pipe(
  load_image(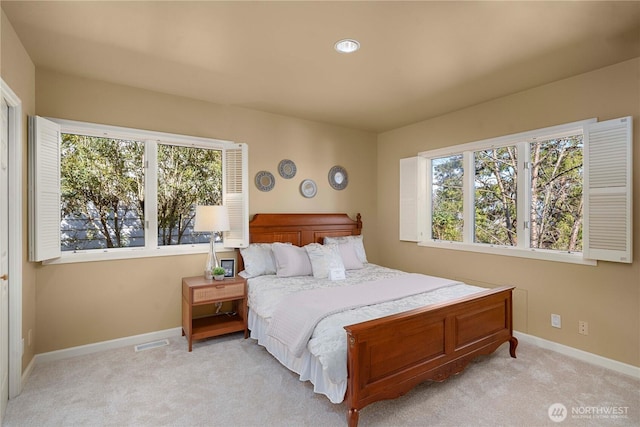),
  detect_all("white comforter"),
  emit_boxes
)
[266,273,463,357]
[248,264,485,388]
